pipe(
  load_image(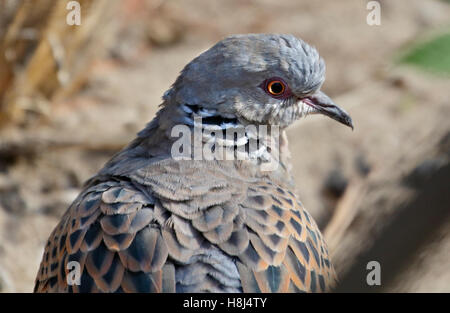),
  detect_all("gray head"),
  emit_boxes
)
[164,34,353,129]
